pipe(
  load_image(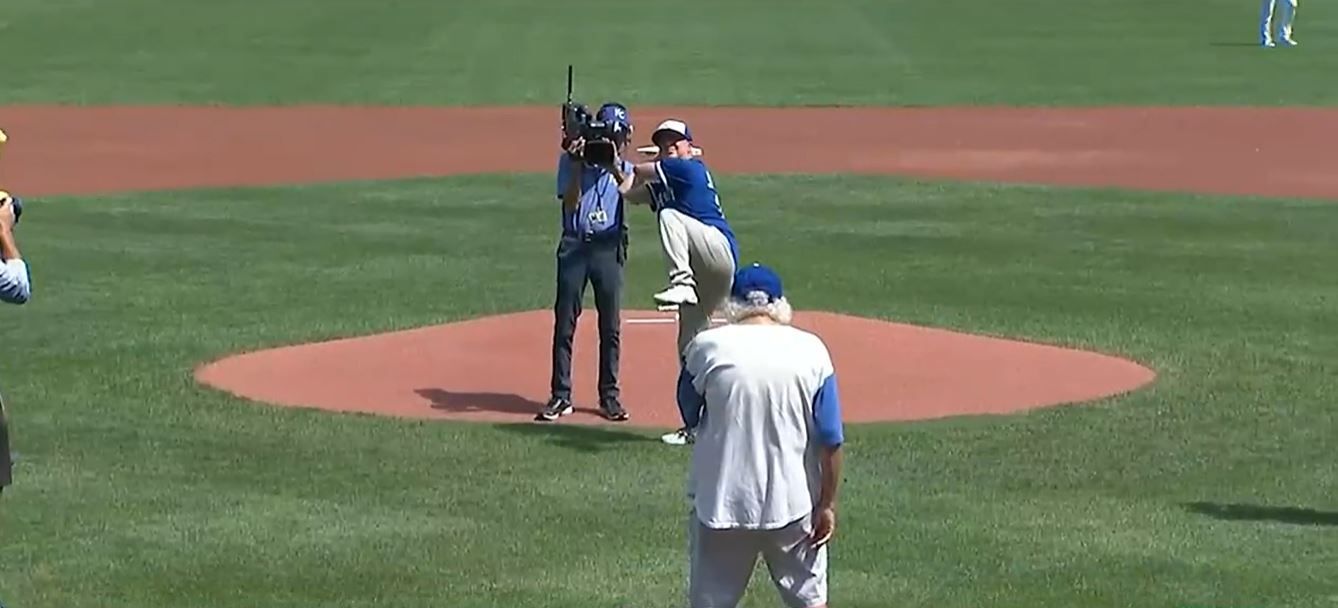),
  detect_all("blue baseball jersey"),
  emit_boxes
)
[651,157,739,261]
[556,153,632,237]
